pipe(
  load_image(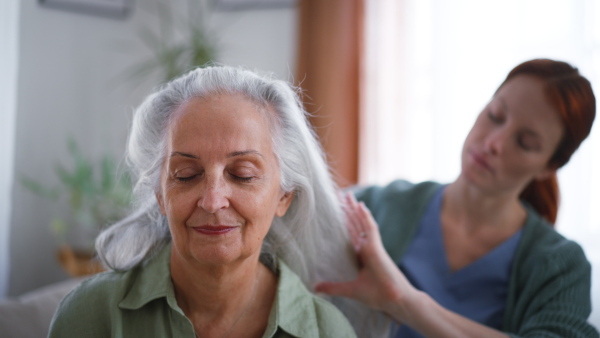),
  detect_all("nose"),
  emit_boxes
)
[483,128,507,155]
[198,174,230,213]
